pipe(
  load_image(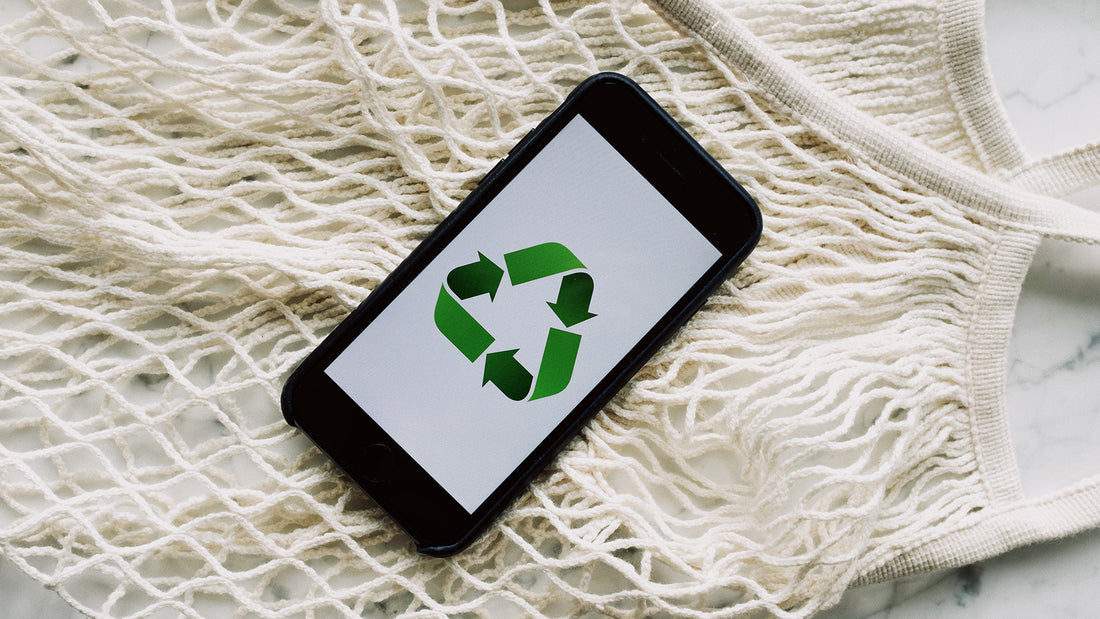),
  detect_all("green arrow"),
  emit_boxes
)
[504,242,586,285]
[548,272,597,327]
[434,285,494,362]
[483,349,533,401]
[530,328,581,401]
[447,252,504,300]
